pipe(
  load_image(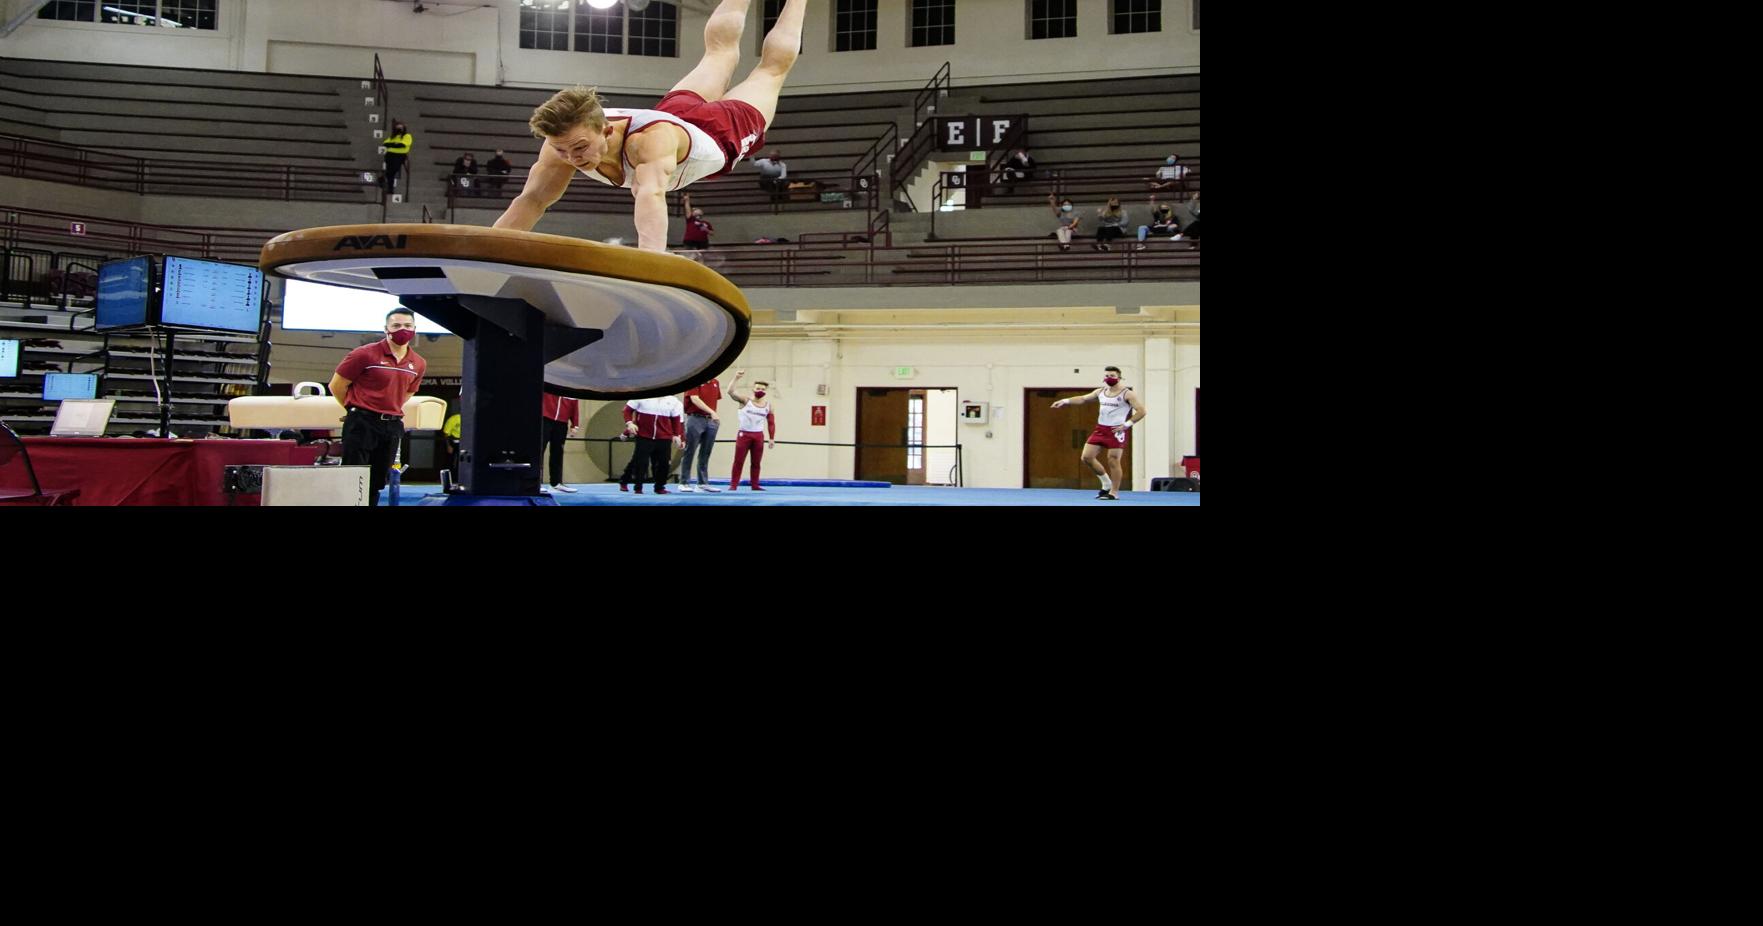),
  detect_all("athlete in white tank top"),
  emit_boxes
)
[1049,368,1148,500]
[738,399,772,433]
[577,108,731,192]
[497,1,811,252]
[1097,386,1132,426]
